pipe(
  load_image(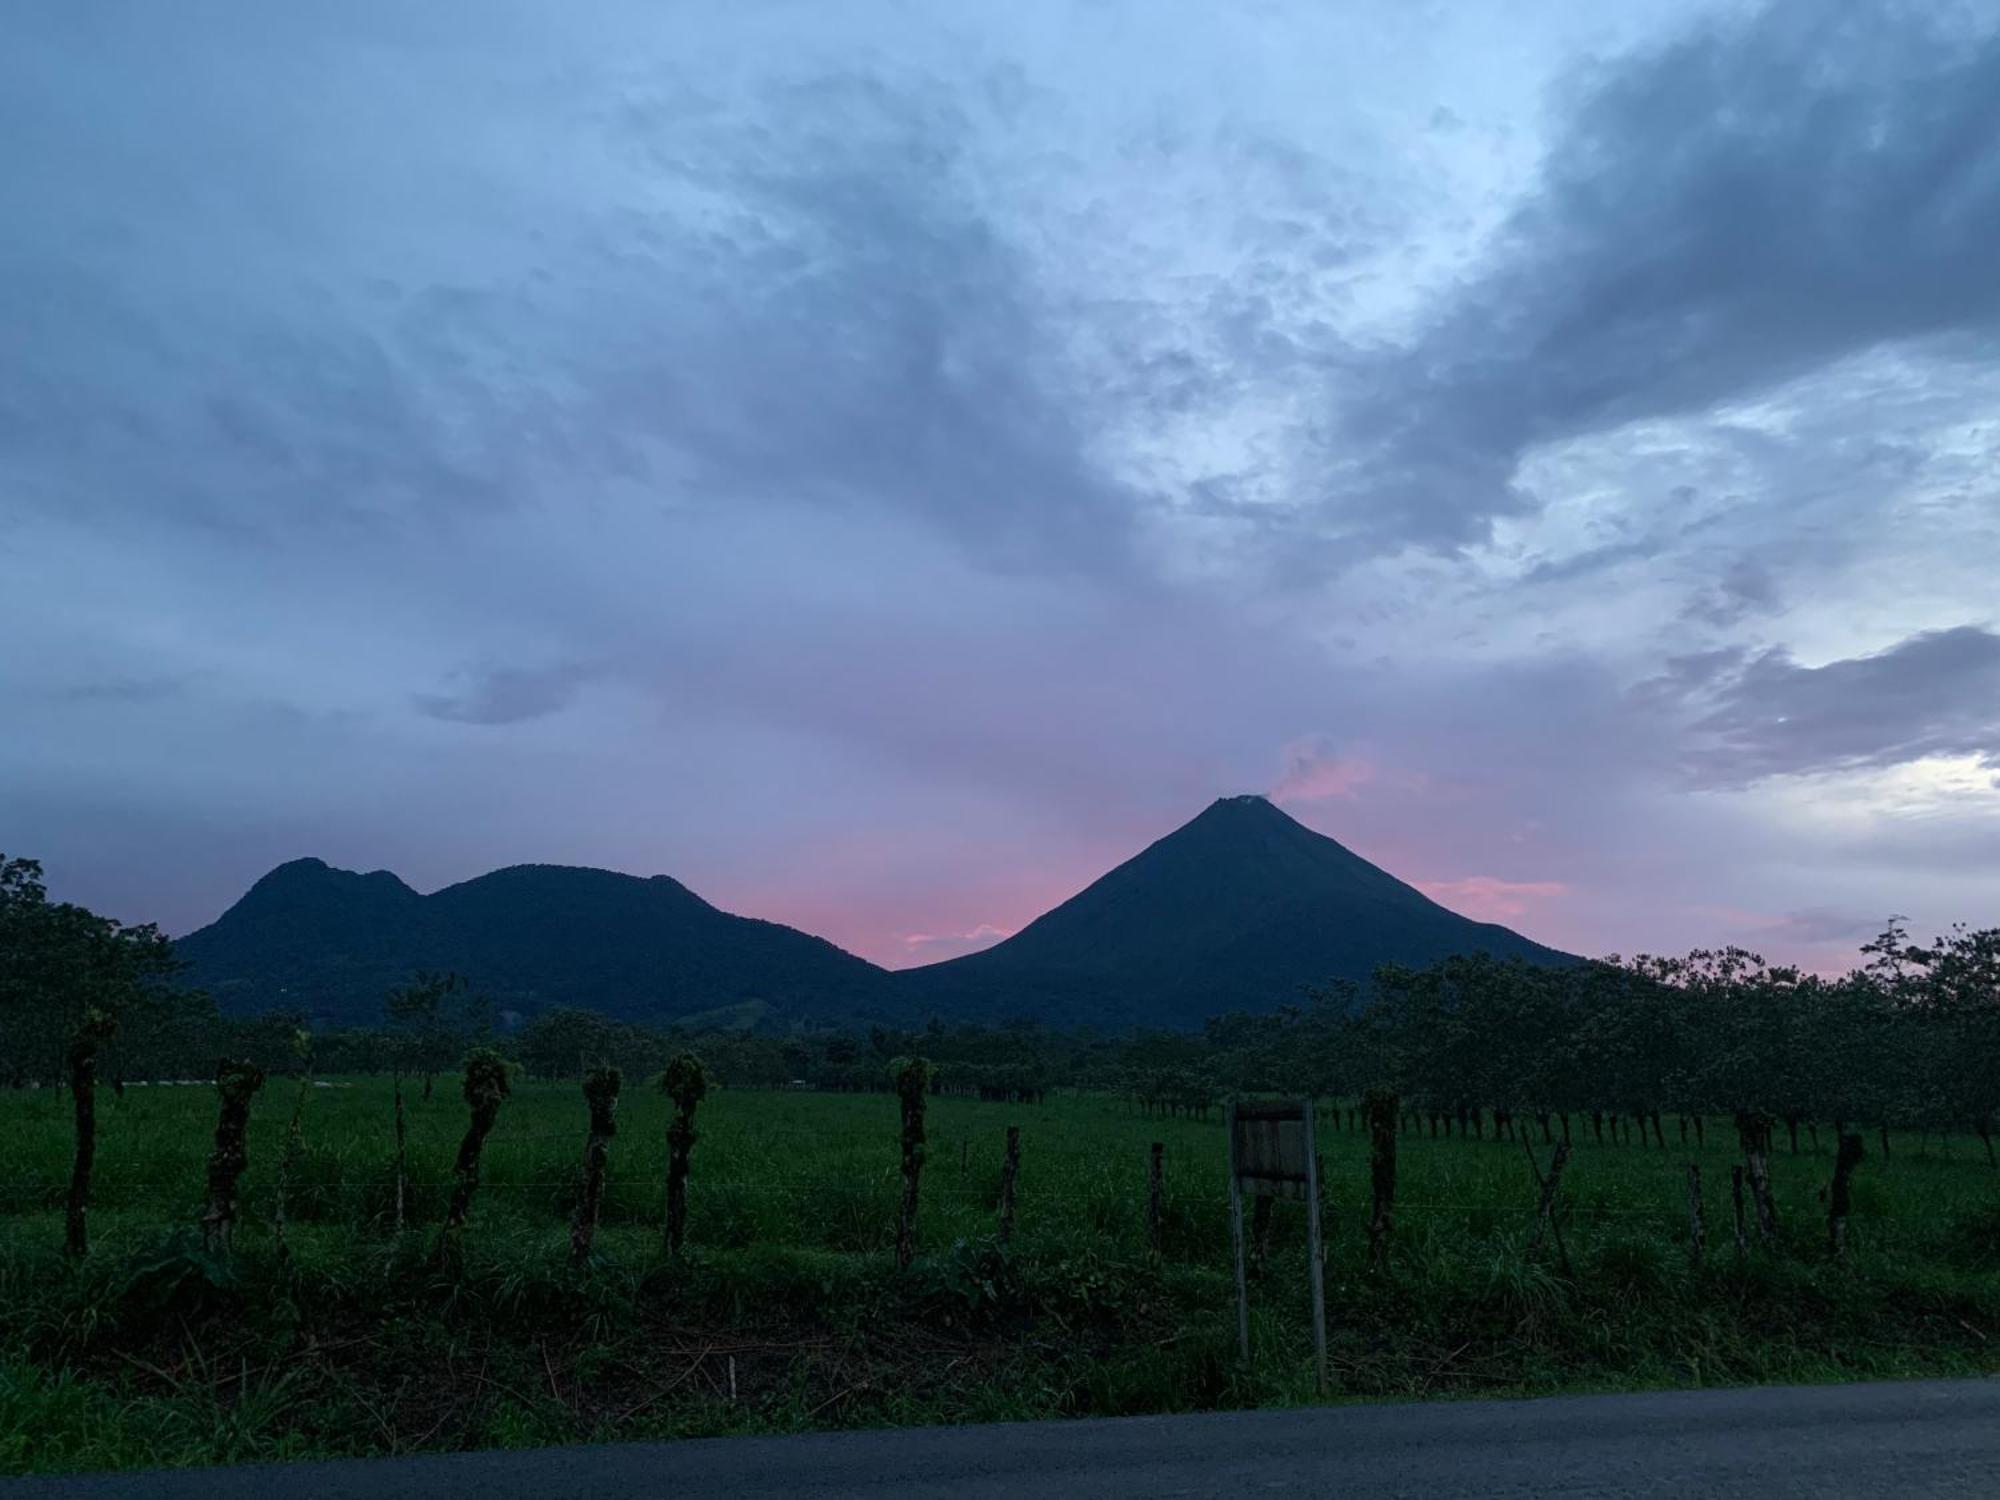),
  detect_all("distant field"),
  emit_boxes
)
[3,1079,1997,1475]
